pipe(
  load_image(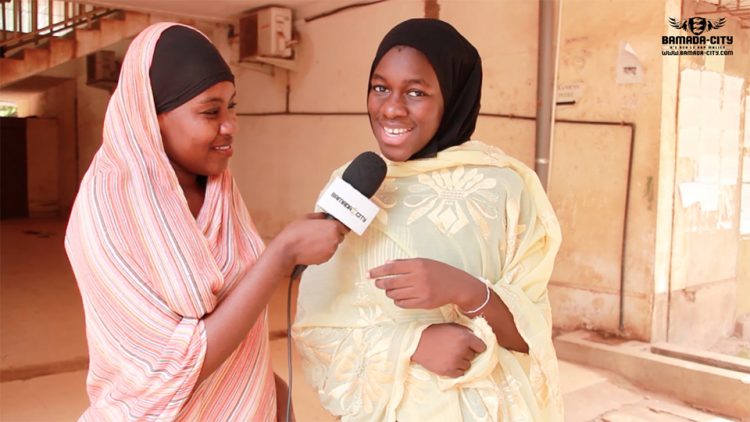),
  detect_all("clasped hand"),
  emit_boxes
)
[368,258,488,377]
